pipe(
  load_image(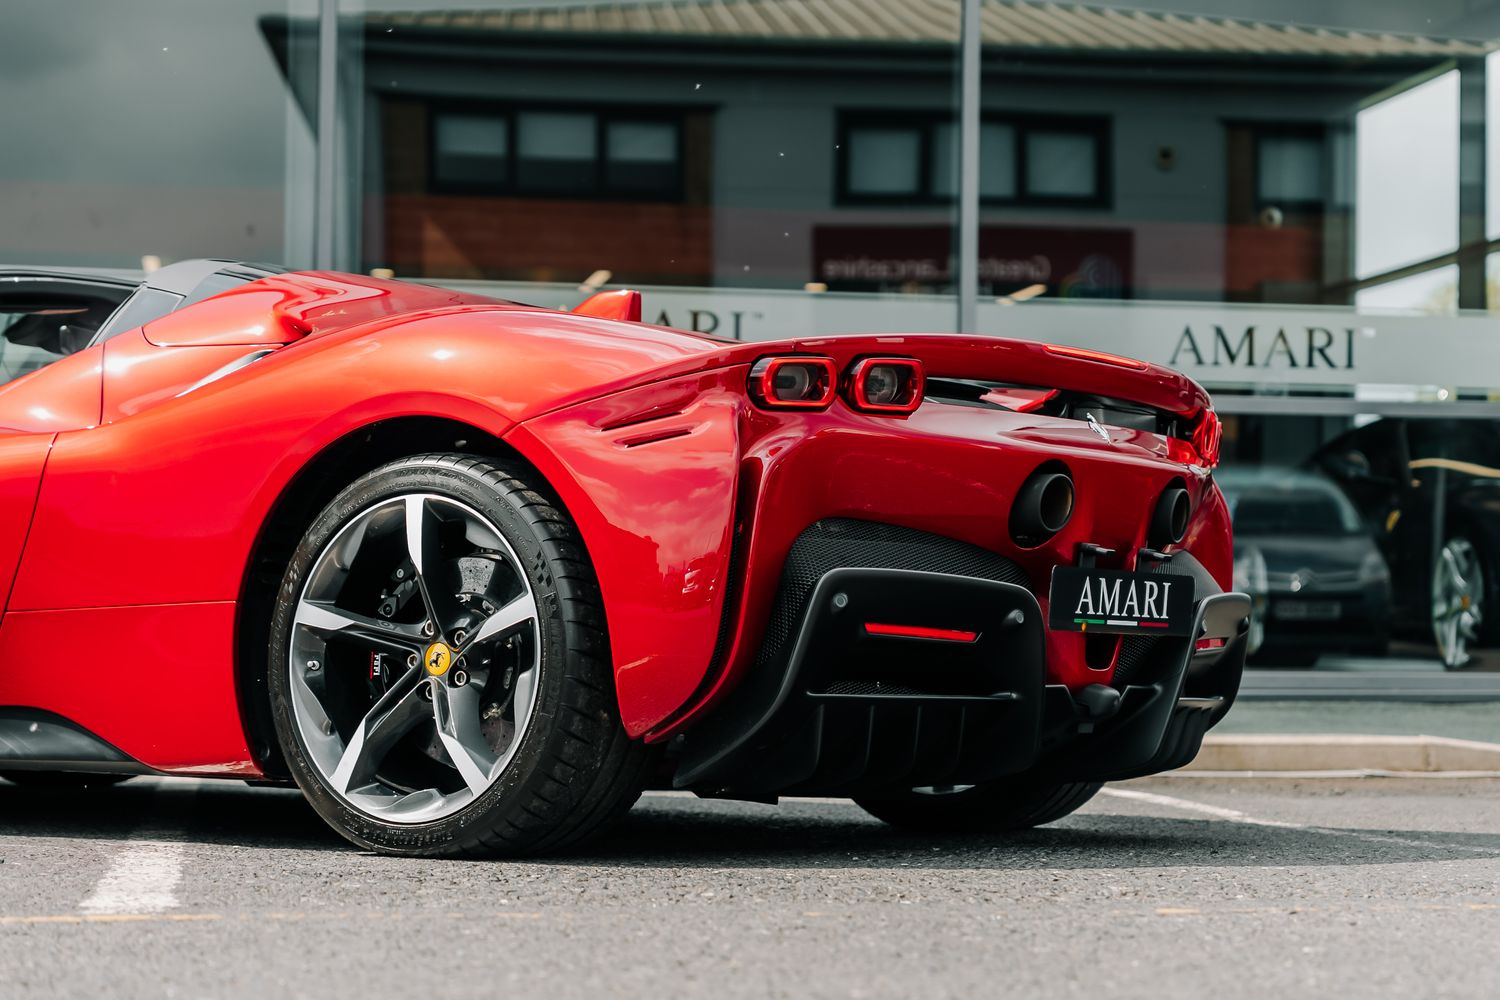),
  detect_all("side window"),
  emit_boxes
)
[0,280,134,387]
